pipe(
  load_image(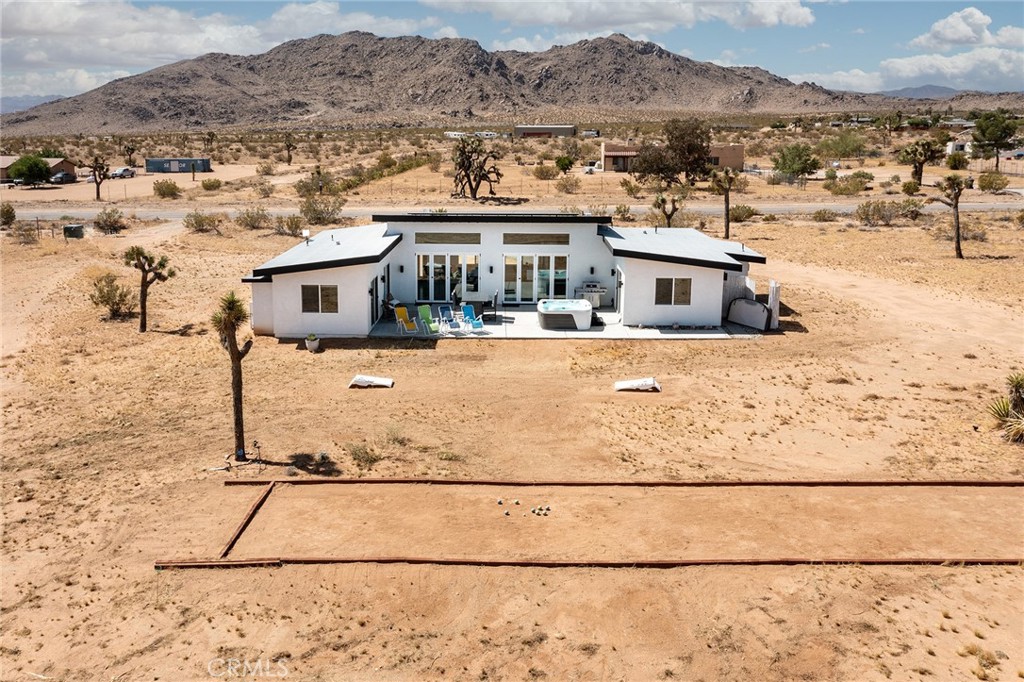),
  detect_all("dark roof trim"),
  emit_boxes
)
[372,213,612,224]
[605,244,744,272]
[252,235,401,277]
[242,274,272,283]
[725,251,767,264]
